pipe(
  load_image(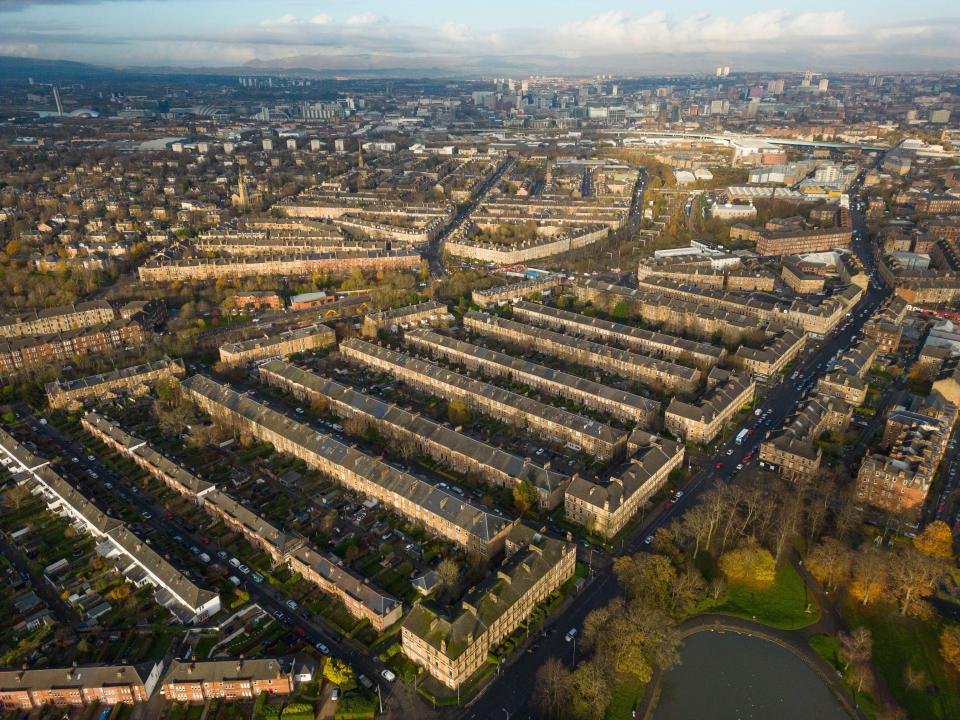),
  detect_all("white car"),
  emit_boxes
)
[229,557,241,568]
[380,669,396,683]
[286,599,299,611]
